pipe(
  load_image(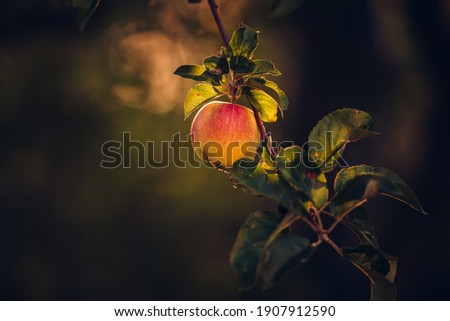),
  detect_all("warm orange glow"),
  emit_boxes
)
[107,1,256,114]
